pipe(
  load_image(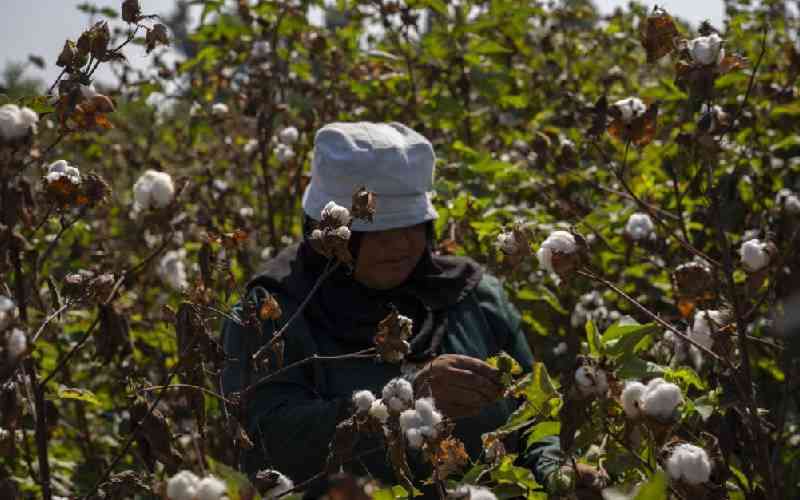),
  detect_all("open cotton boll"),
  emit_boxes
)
[640,378,682,420]
[496,231,519,255]
[666,444,712,485]
[382,378,413,404]
[688,33,724,66]
[399,409,423,432]
[352,390,376,412]
[536,230,577,274]
[133,169,175,211]
[574,365,608,397]
[690,310,728,350]
[451,485,498,500]
[625,212,655,241]
[275,143,295,163]
[621,381,646,418]
[196,476,228,500]
[158,249,189,291]
[613,97,646,123]
[739,238,770,272]
[406,428,424,449]
[45,159,81,185]
[369,399,389,423]
[321,201,351,227]
[7,329,28,359]
[166,470,200,500]
[776,189,800,214]
[258,470,295,500]
[0,104,39,140]
[0,295,17,331]
[278,126,299,145]
[415,398,440,425]
[211,103,229,115]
